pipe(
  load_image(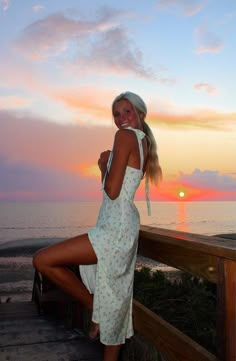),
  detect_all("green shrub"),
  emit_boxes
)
[133,267,217,354]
